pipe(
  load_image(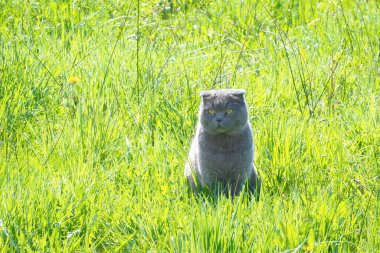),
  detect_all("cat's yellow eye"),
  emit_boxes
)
[226,109,233,115]
[208,109,216,115]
